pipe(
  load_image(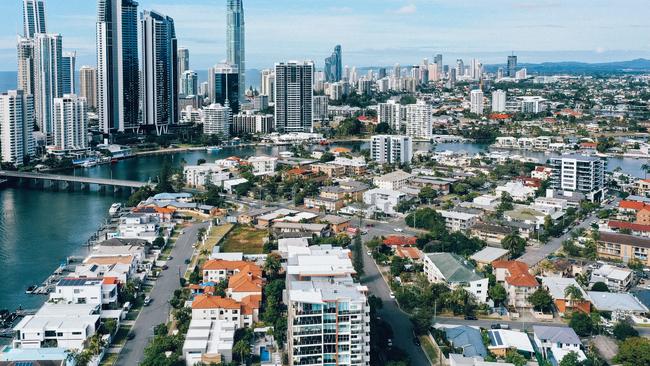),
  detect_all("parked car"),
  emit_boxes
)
[464,314,477,320]
[413,337,421,346]
[393,228,404,233]
[127,332,135,340]
[161,265,169,270]
[144,296,152,306]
